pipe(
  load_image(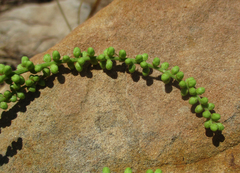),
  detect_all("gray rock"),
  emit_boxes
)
[0,0,91,66]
